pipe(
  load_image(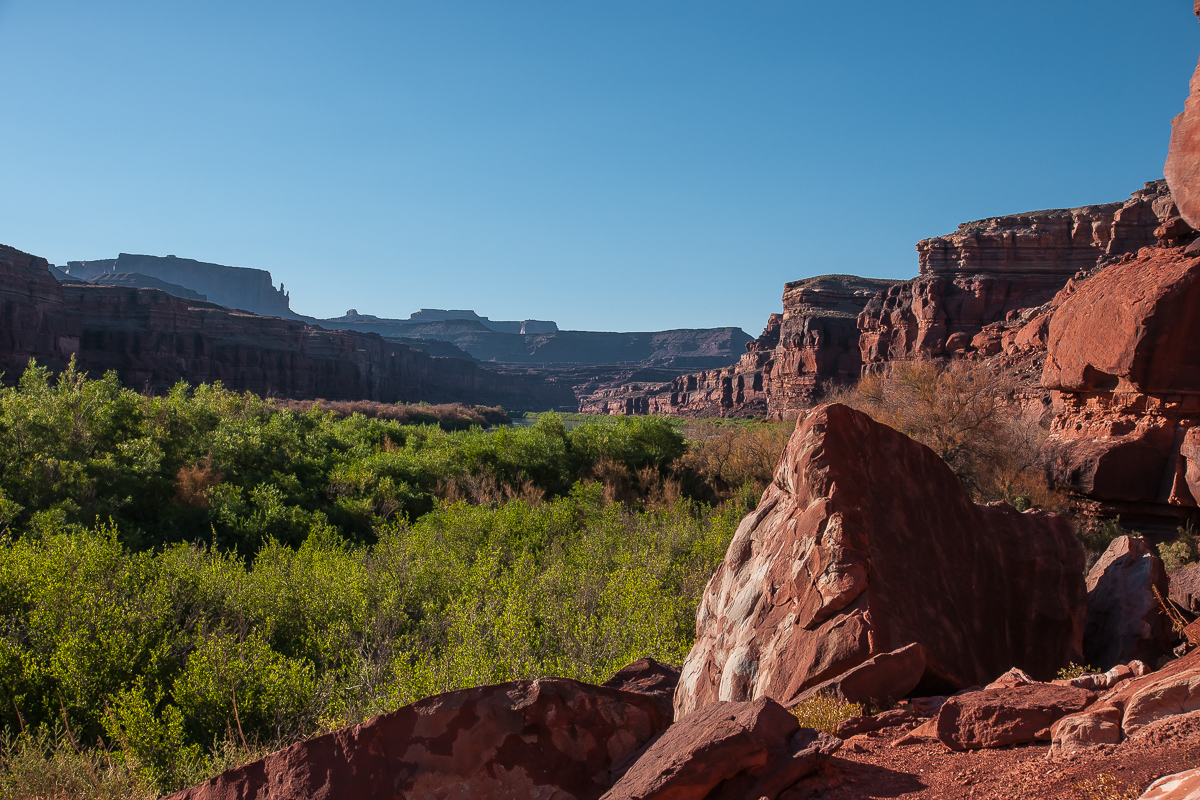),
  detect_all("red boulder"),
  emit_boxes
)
[1084,536,1173,670]
[600,698,839,800]
[934,684,1095,751]
[166,676,672,800]
[675,404,1086,717]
